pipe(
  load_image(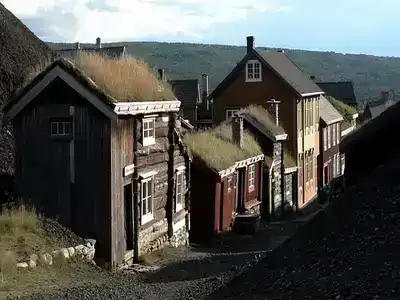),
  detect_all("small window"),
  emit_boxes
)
[327,126,331,149]
[140,176,154,224]
[50,120,72,137]
[175,169,184,212]
[337,123,340,144]
[323,128,327,151]
[225,109,239,120]
[142,117,155,146]
[248,164,255,191]
[245,60,262,82]
[332,125,336,146]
